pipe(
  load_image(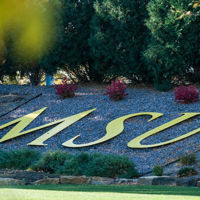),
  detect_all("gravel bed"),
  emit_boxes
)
[0,84,200,174]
